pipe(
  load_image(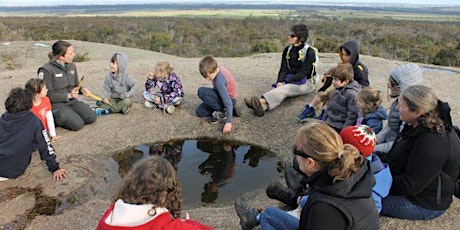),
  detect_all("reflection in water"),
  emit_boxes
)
[107,139,281,208]
[197,142,236,203]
